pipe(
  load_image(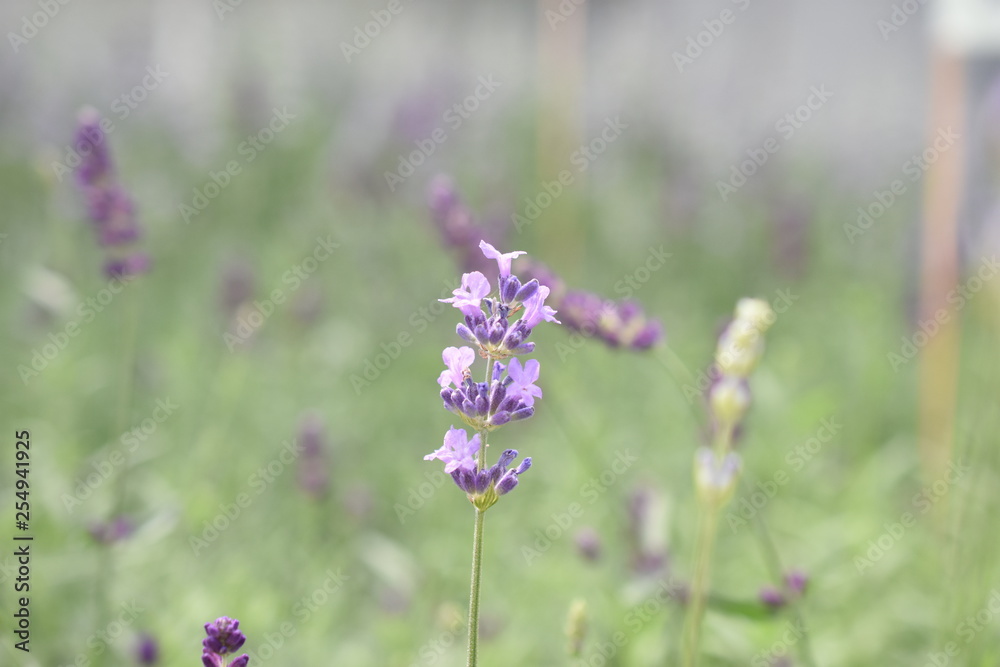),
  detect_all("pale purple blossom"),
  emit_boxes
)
[521,285,560,328]
[479,240,525,278]
[424,426,480,473]
[505,358,542,407]
[440,271,491,317]
[438,346,476,388]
